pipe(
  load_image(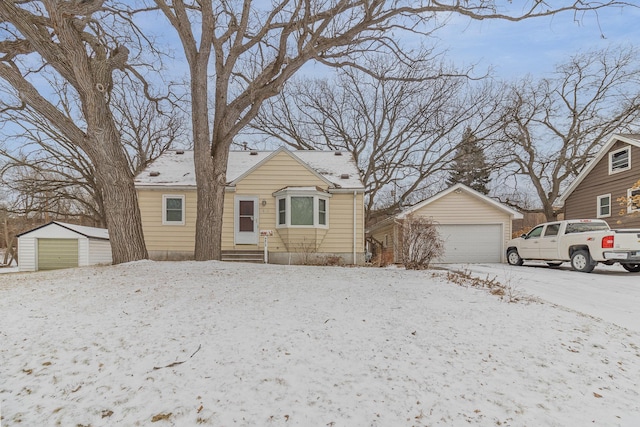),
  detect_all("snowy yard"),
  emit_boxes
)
[1,261,640,426]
